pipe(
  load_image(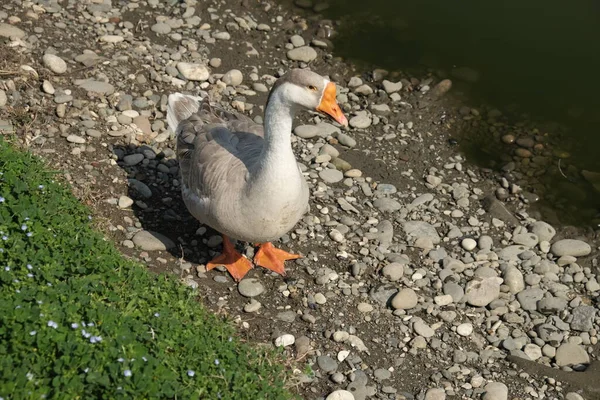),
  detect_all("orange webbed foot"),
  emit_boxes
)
[206,236,253,282]
[253,242,301,276]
